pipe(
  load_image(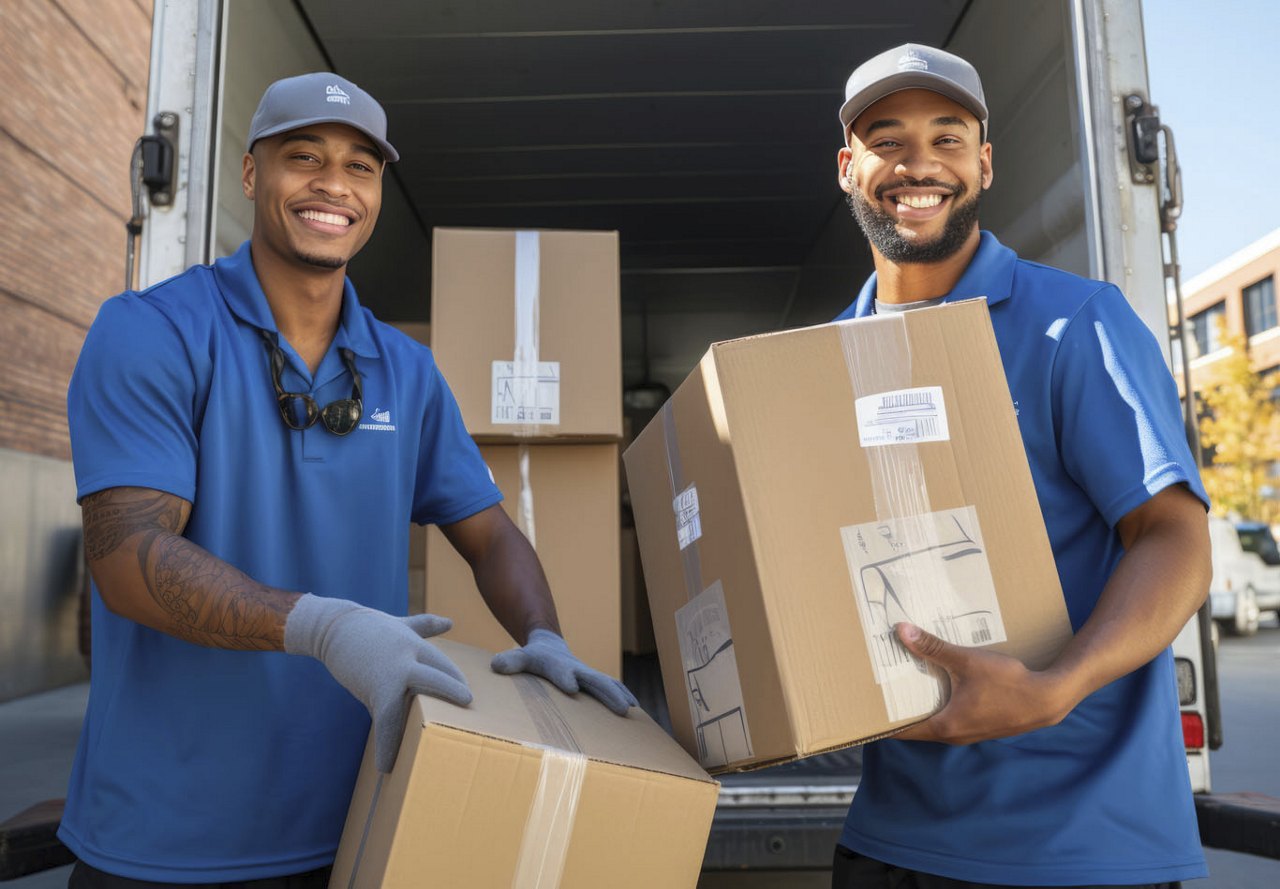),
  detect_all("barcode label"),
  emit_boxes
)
[855,386,950,447]
[673,484,702,550]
